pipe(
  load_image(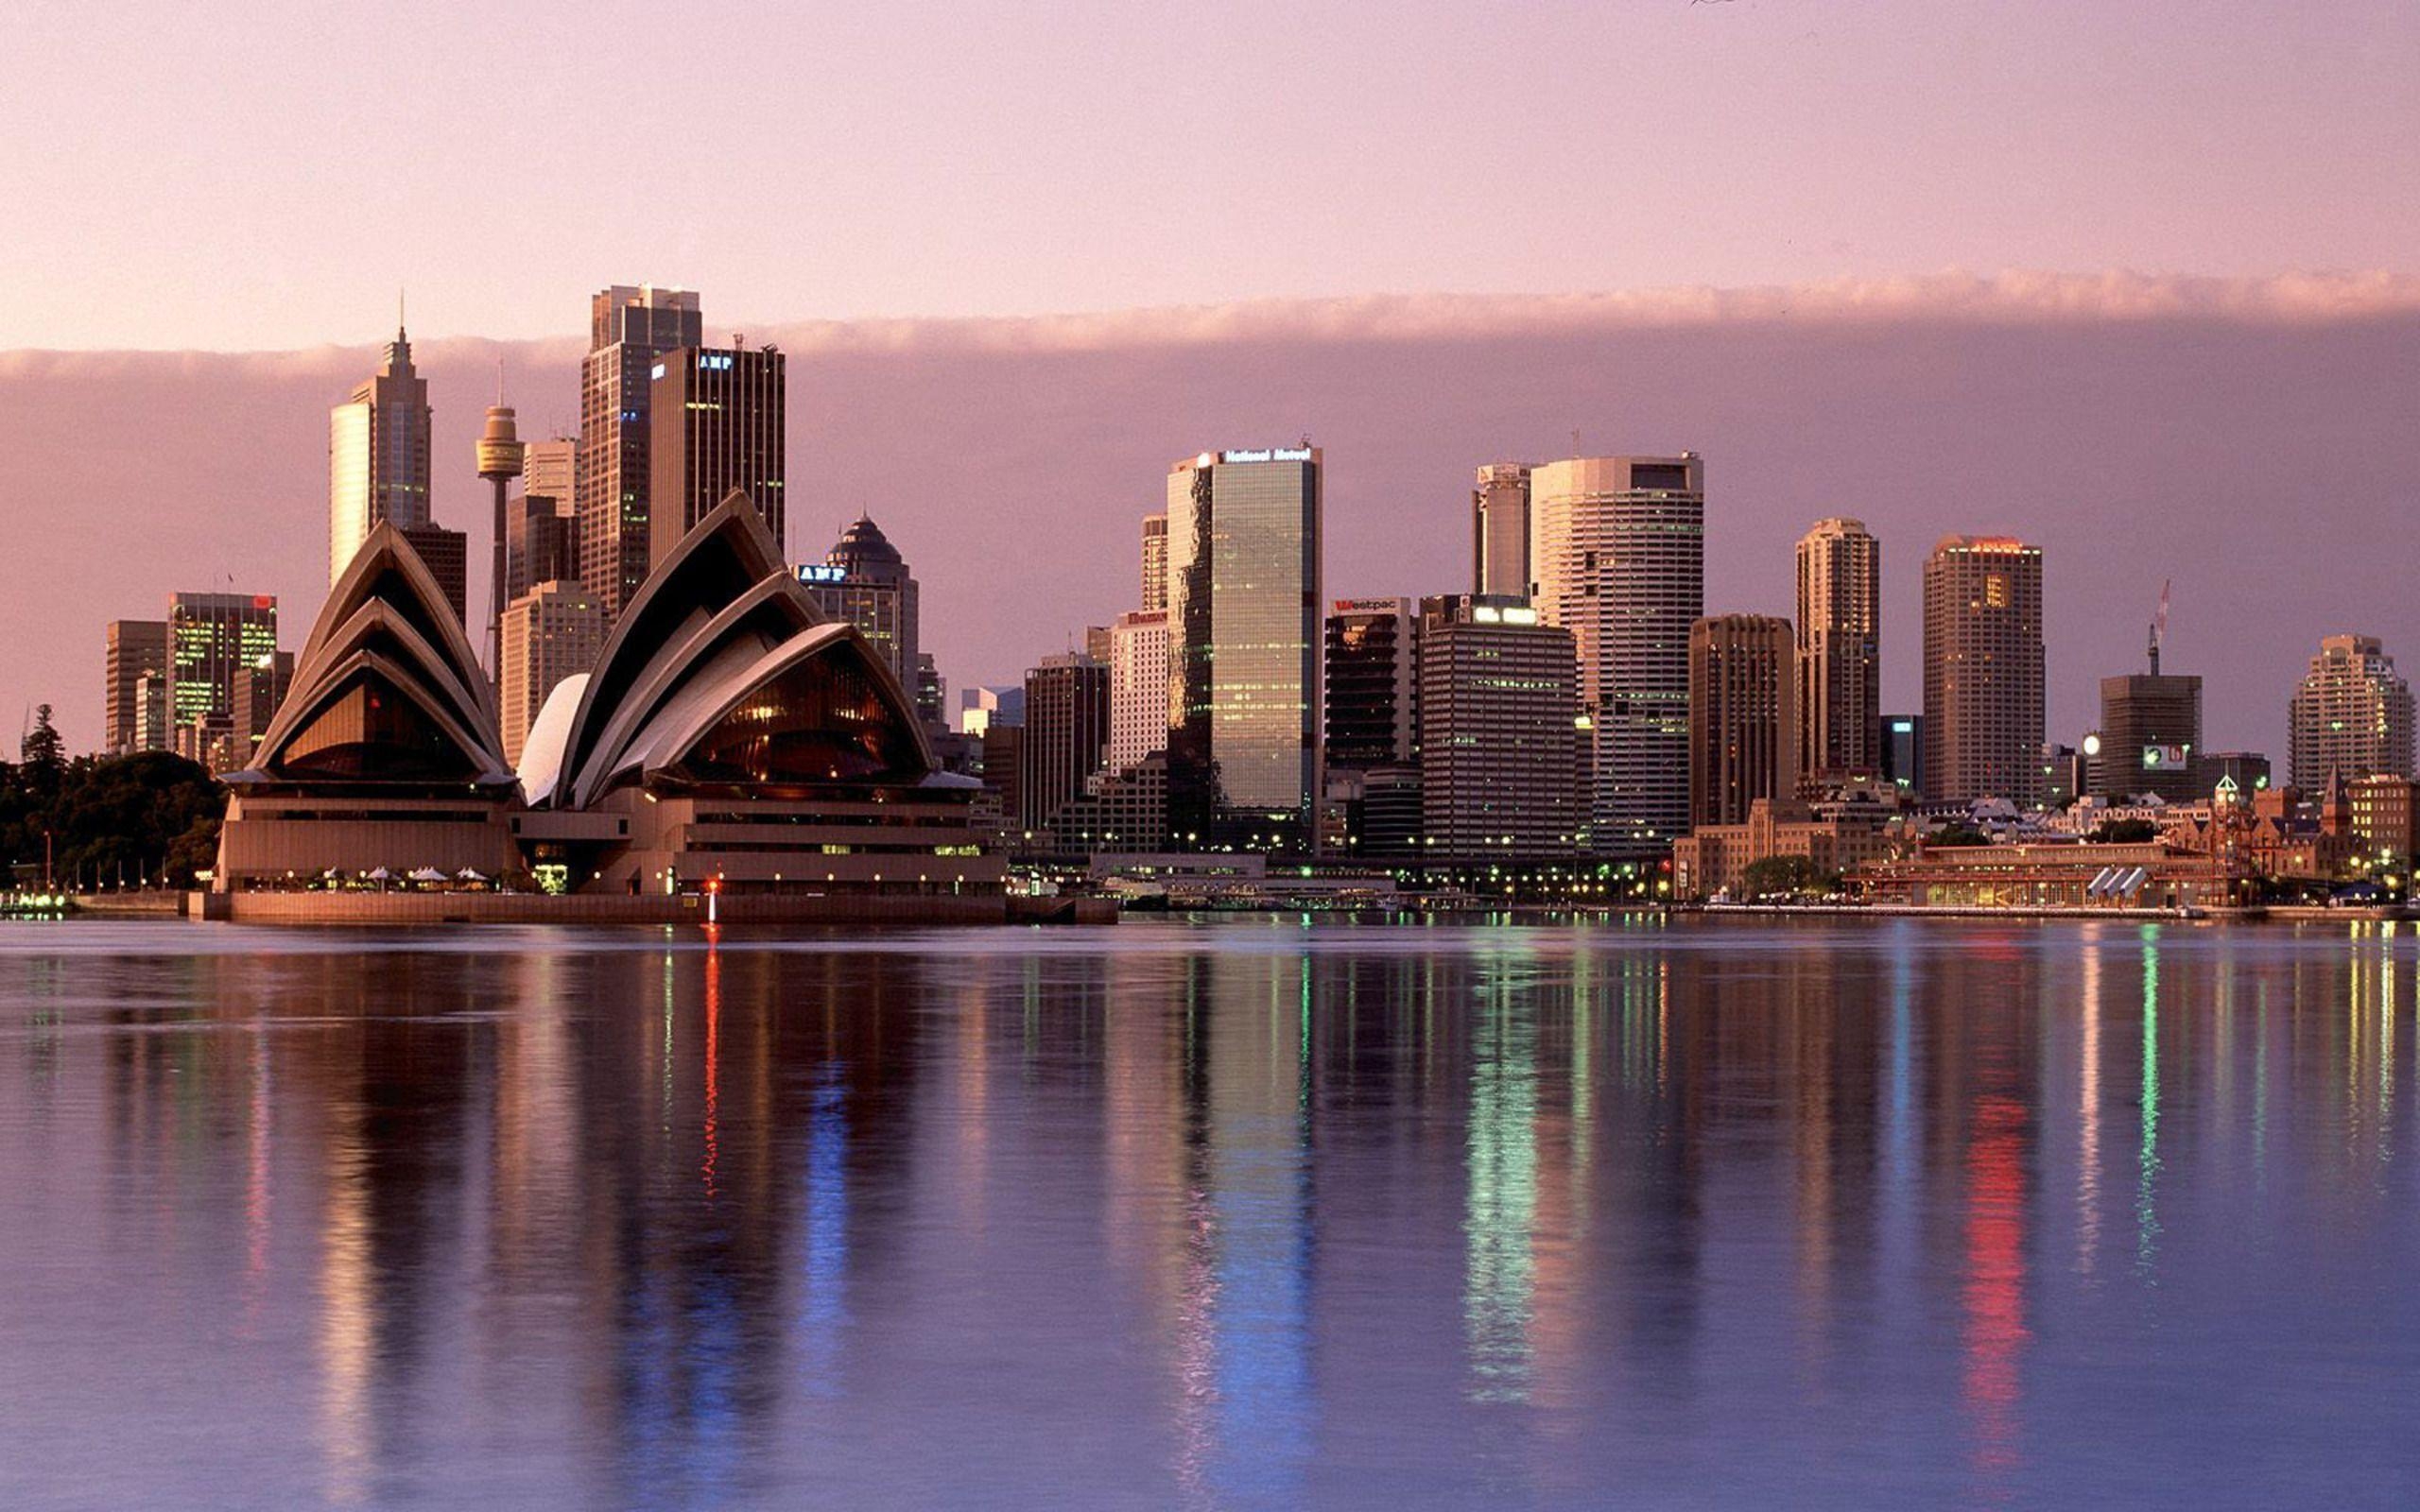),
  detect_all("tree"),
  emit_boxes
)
[1928,824,1993,848]
[18,704,63,796]
[2086,817,2159,844]
[1737,853,1839,900]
